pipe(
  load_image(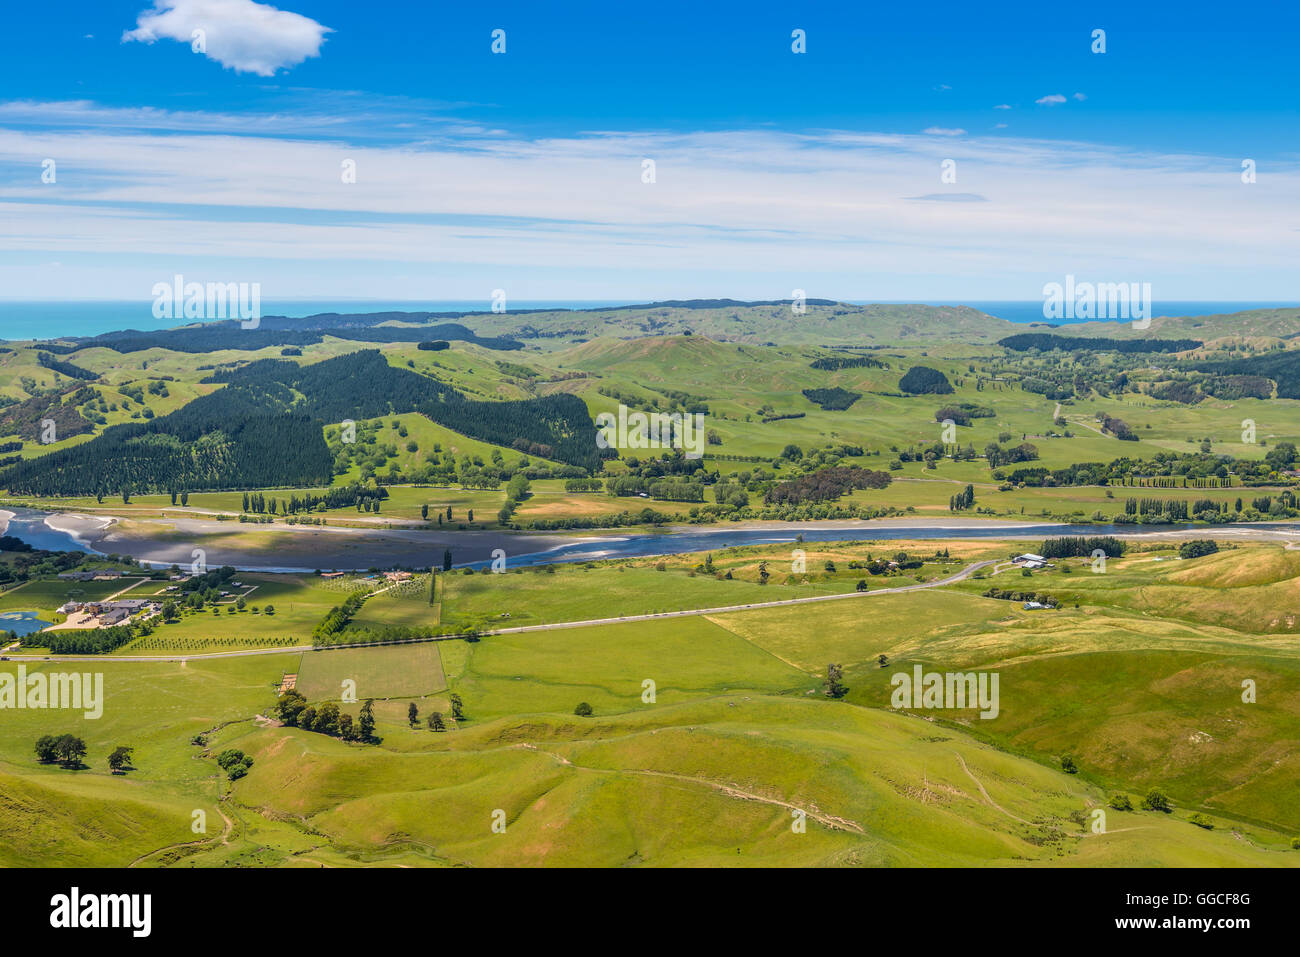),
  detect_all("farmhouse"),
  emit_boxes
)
[1012,553,1051,569]
[67,598,161,627]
